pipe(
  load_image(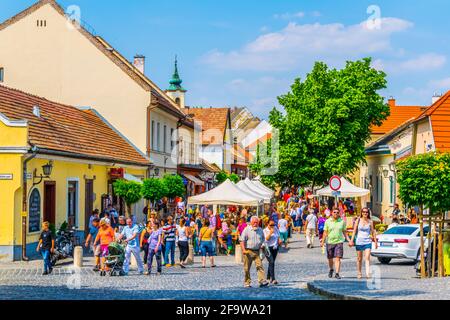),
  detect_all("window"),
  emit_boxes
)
[170,128,175,151]
[67,181,78,227]
[0,68,3,82]
[151,121,155,150]
[163,125,167,153]
[157,122,161,151]
[390,178,394,204]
